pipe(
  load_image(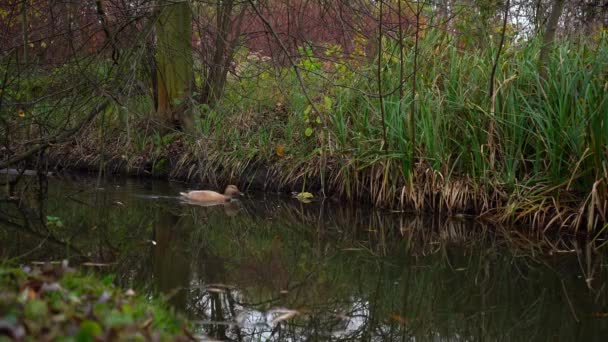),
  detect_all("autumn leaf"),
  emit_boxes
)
[295,192,313,203]
[275,144,285,157]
